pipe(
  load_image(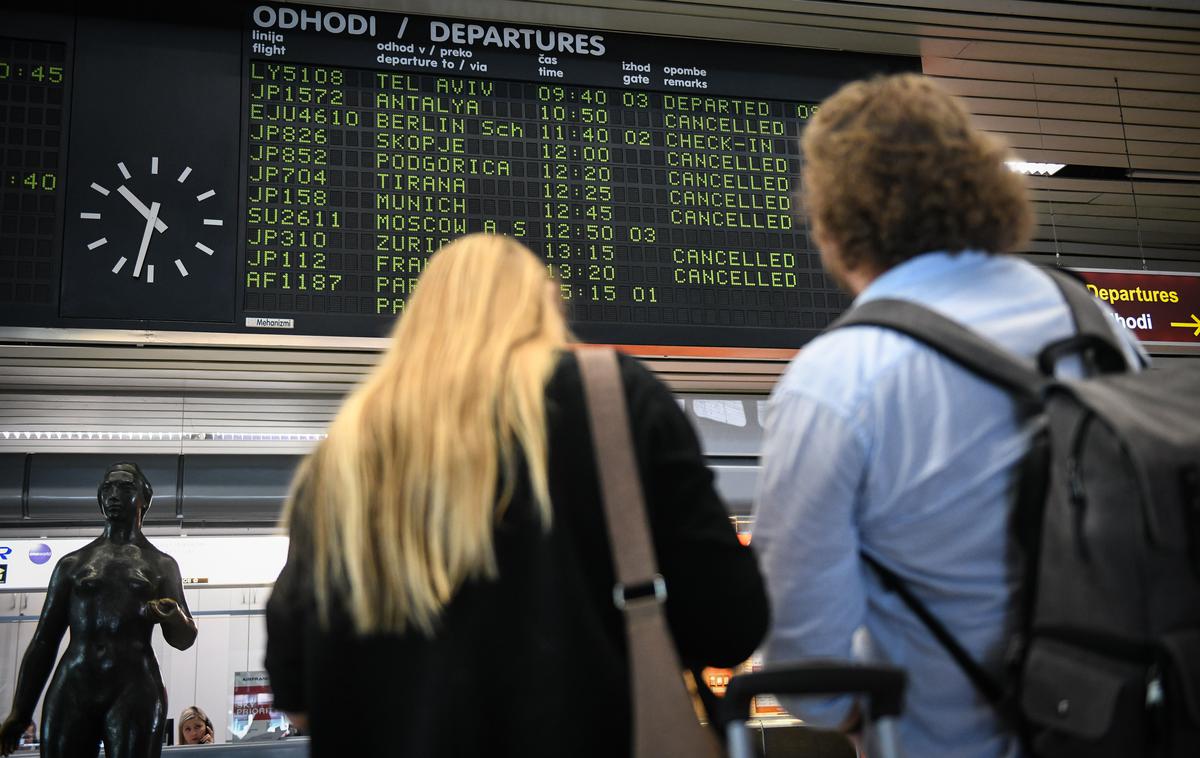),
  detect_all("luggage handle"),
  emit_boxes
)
[720,663,906,758]
[719,662,906,725]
